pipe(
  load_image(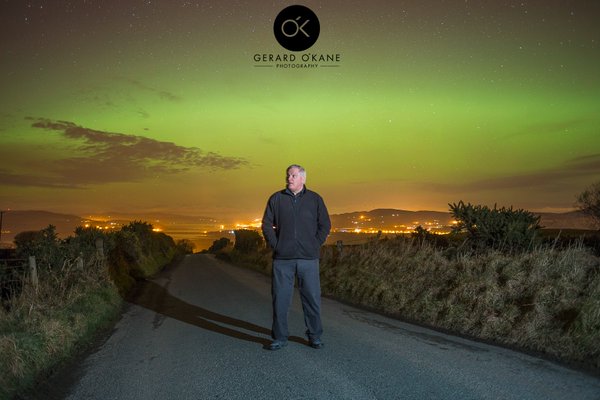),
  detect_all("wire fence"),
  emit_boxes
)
[0,239,107,311]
